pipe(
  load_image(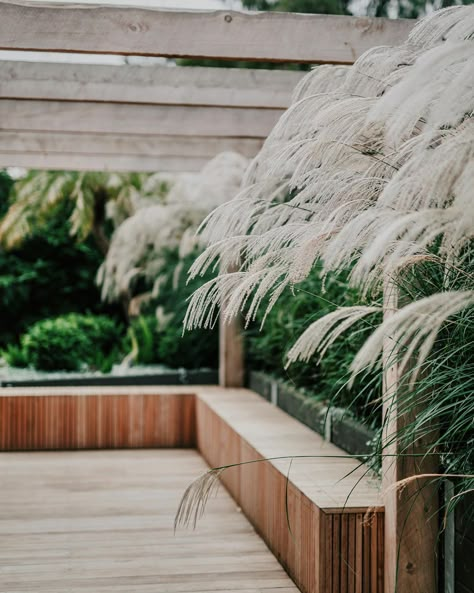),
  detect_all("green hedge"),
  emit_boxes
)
[5,313,124,372]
